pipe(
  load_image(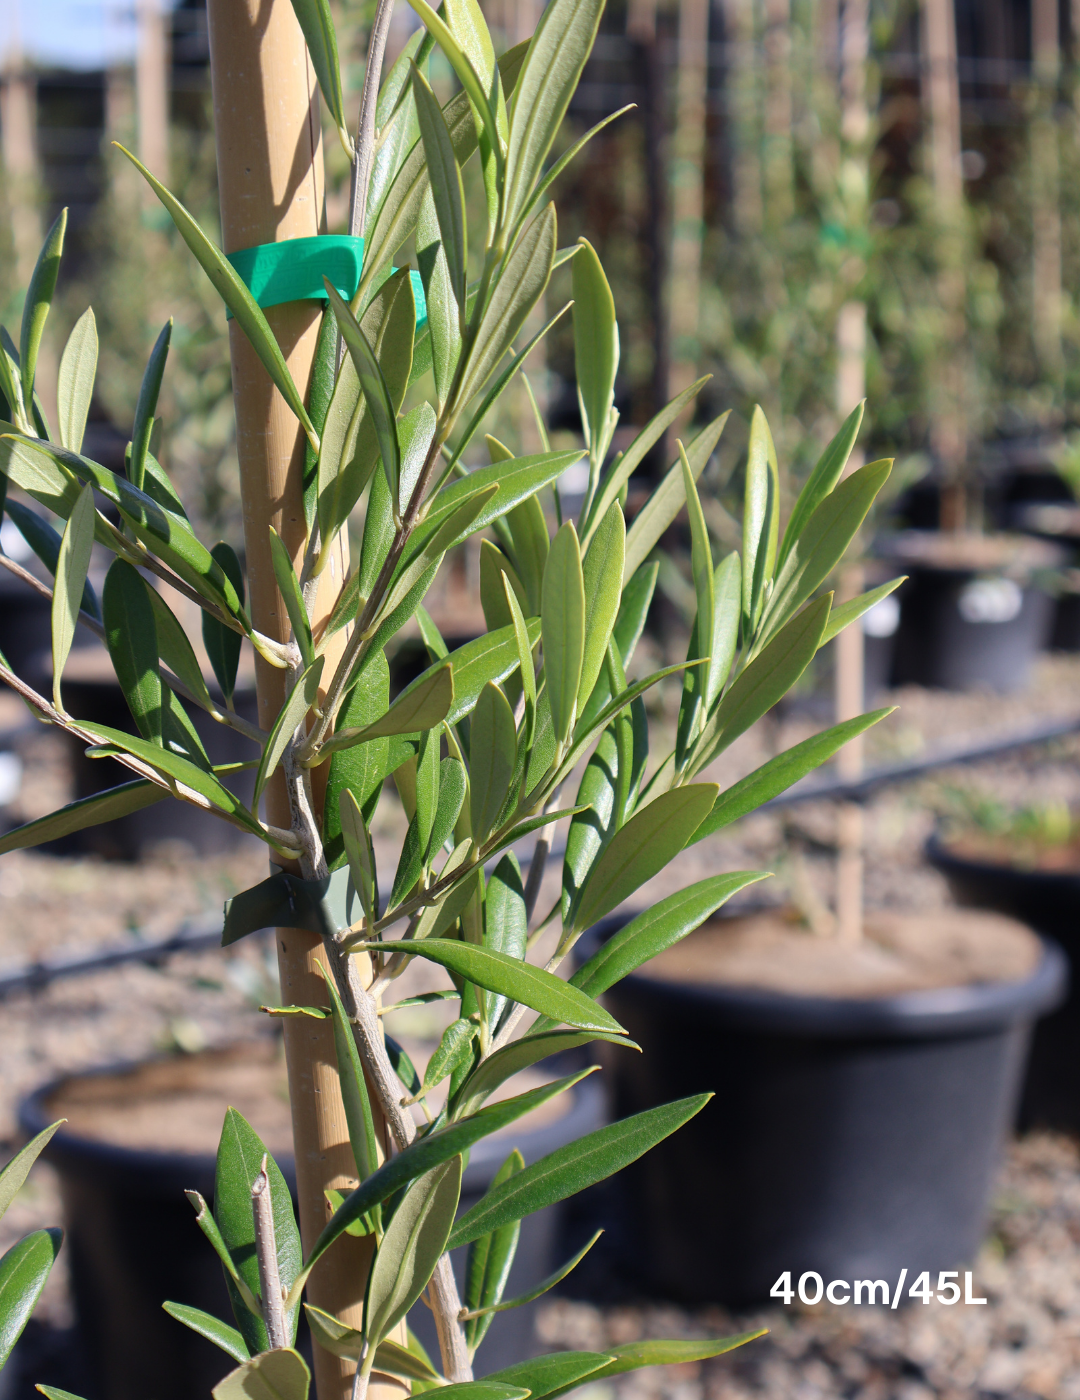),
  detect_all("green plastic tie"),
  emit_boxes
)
[224,235,428,330]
